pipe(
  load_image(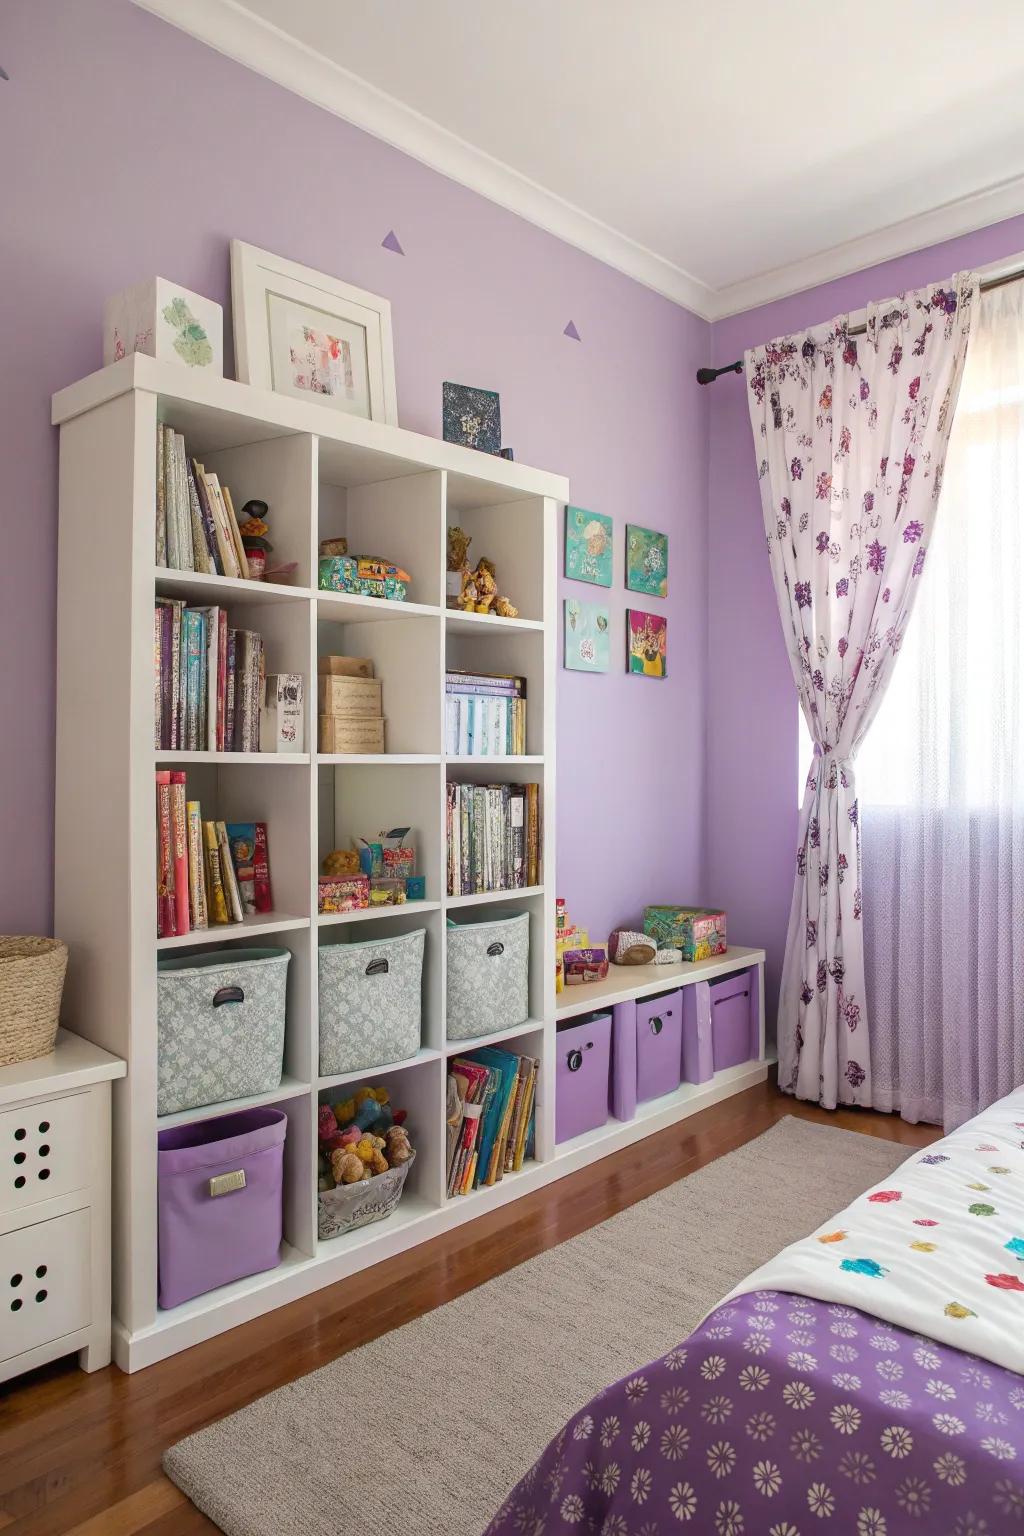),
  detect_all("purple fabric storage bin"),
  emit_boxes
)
[610,999,637,1122]
[681,984,714,1084]
[157,1106,287,1309]
[555,1011,611,1143]
[710,970,757,1070]
[635,989,682,1103]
